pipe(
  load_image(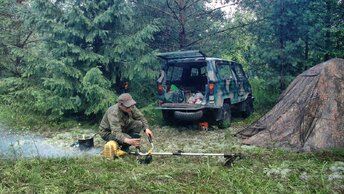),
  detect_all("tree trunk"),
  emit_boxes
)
[278,0,286,91]
[178,0,187,49]
[323,0,331,61]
